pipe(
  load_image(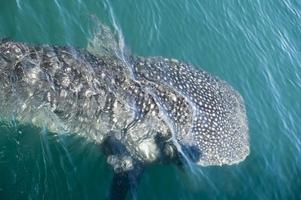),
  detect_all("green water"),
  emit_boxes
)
[0,0,301,199]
